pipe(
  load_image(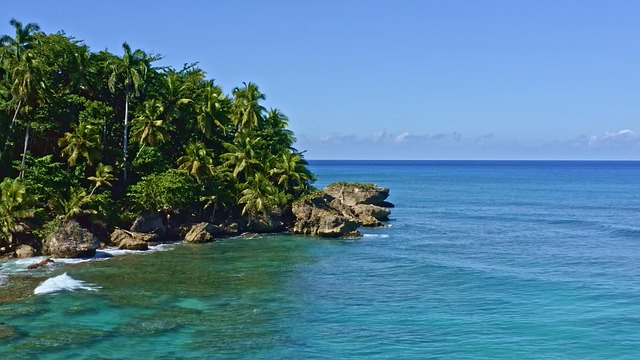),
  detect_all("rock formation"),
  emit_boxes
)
[43,220,100,258]
[292,182,393,237]
[130,212,166,240]
[323,182,391,207]
[109,229,151,250]
[184,222,223,243]
[292,193,360,237]
[14,244,36,259]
